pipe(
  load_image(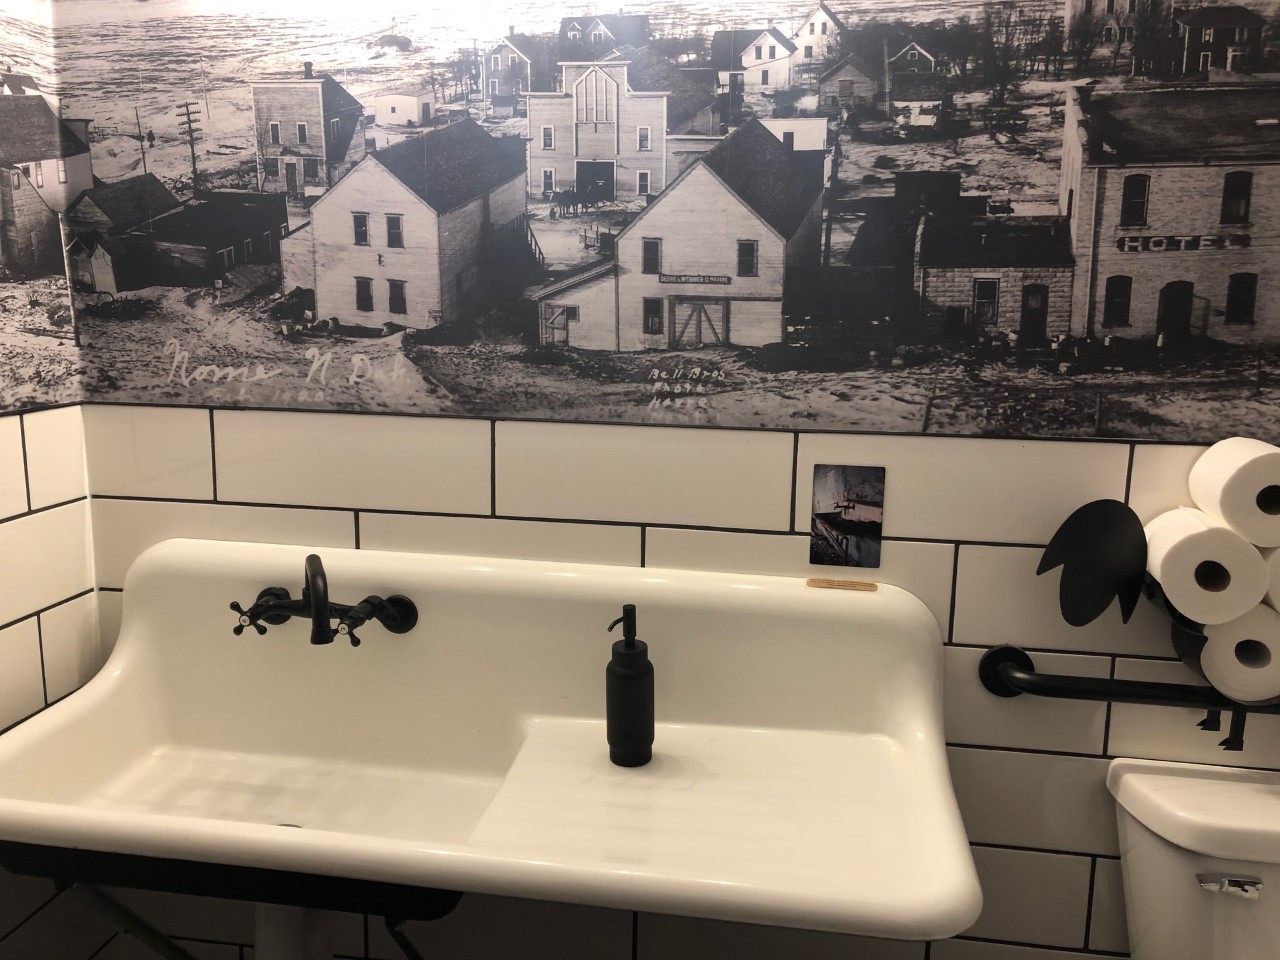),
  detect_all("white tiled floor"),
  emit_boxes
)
[91,499,356,588]
[1088,857,1130,953]
[214,410,491,513]
[0,889,115,960]
[21,406,86,509]
[643,529,957,636]
[359,513,642,567]
[496,421,794,529]
[83,405,214,500]
[948,747,1118,856]
[952,545,1173,657]
[965,845,1092,948]
[794,434,1129,544]
[931,940,1098,960]
[943,646,1111,754]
